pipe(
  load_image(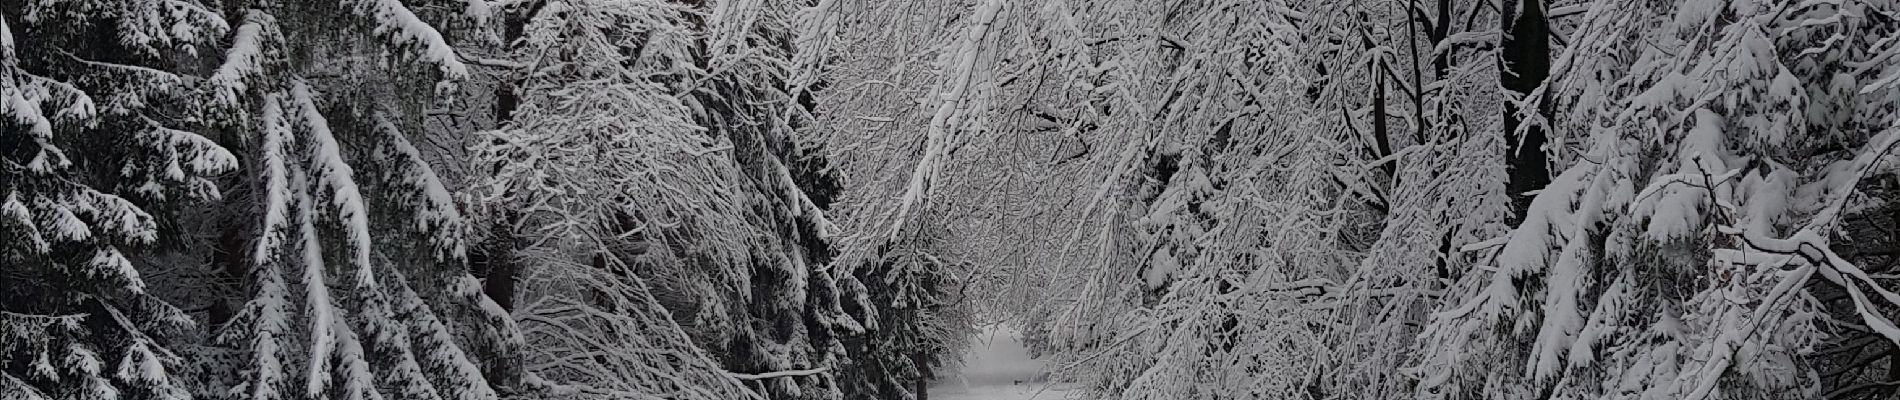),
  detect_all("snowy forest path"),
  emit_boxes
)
[927,327,1078,400]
